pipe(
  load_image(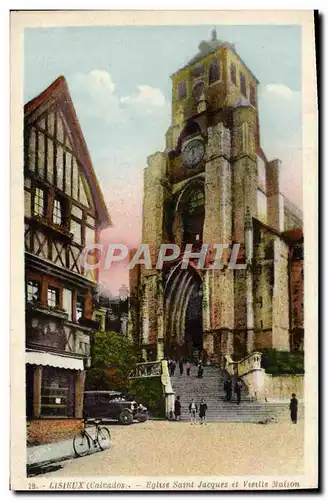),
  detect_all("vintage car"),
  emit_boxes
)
[83,390,148,425]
